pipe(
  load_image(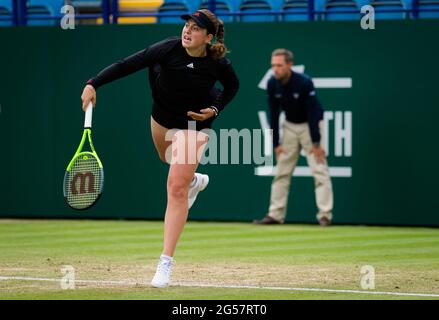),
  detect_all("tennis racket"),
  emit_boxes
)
[63,102,104,210]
